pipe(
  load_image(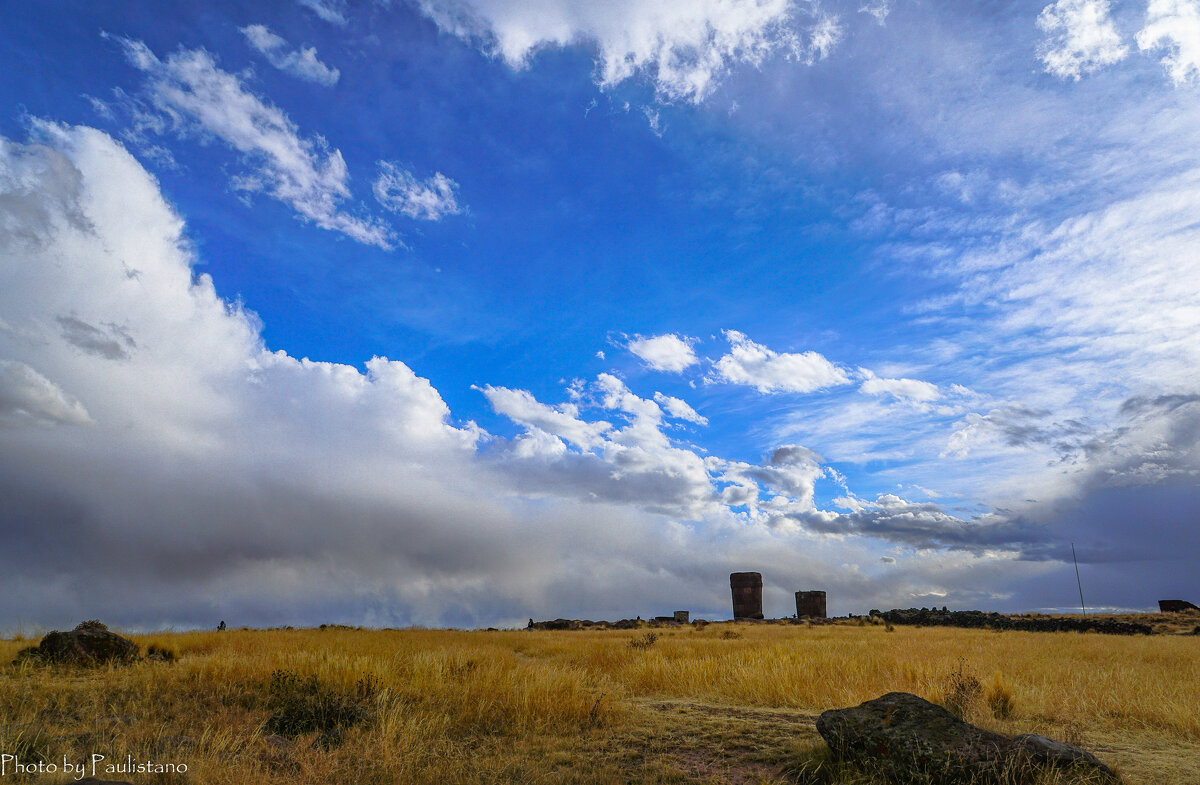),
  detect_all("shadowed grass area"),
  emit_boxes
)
[0,620,1195,783]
